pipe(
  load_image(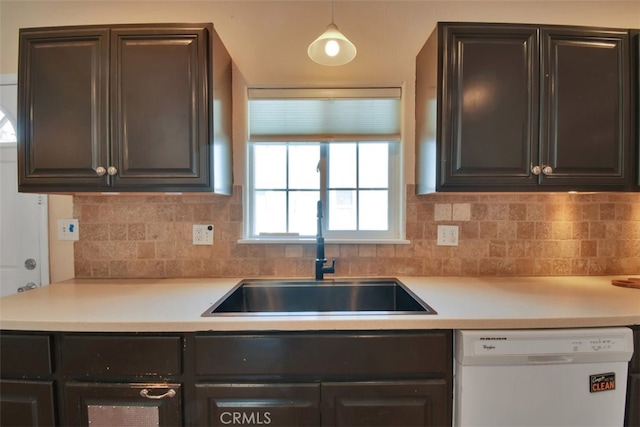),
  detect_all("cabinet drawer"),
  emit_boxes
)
[0,333,53,376]
[62,335,182,376]
[194,383,320,426]
[195,331,451,378]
